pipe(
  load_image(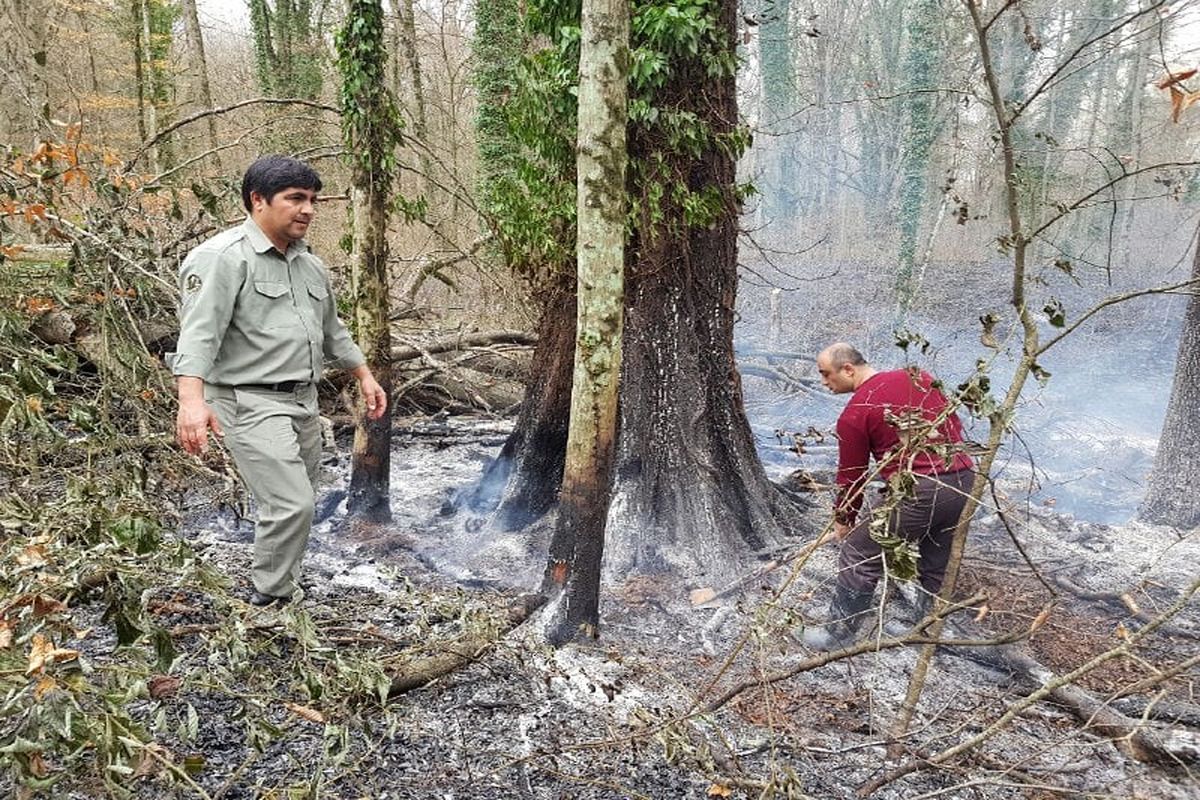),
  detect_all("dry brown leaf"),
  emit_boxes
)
[974,603,991,623]
[1029,608,1051,633]
[148,675,181,699]
[1155,67,1198,89]
[0,619,14,649]
[31,595,67,617]
[707,784,733,798]
[689,587,717,606]
[15,546,48,568]
[1120,593,1141,615]
[25,633,80,675]
[284,702,326,725]
[27,752,47,778]
[132,743,173,778]
[1168,86,1200,123]
[1115,622,1130,640]
[33,675,56,700]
